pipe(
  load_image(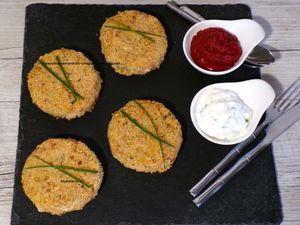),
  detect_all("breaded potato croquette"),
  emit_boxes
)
[100,10,168,76]
[22,138,103,215]
[27,48,102,119]
[107,100,182,173]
